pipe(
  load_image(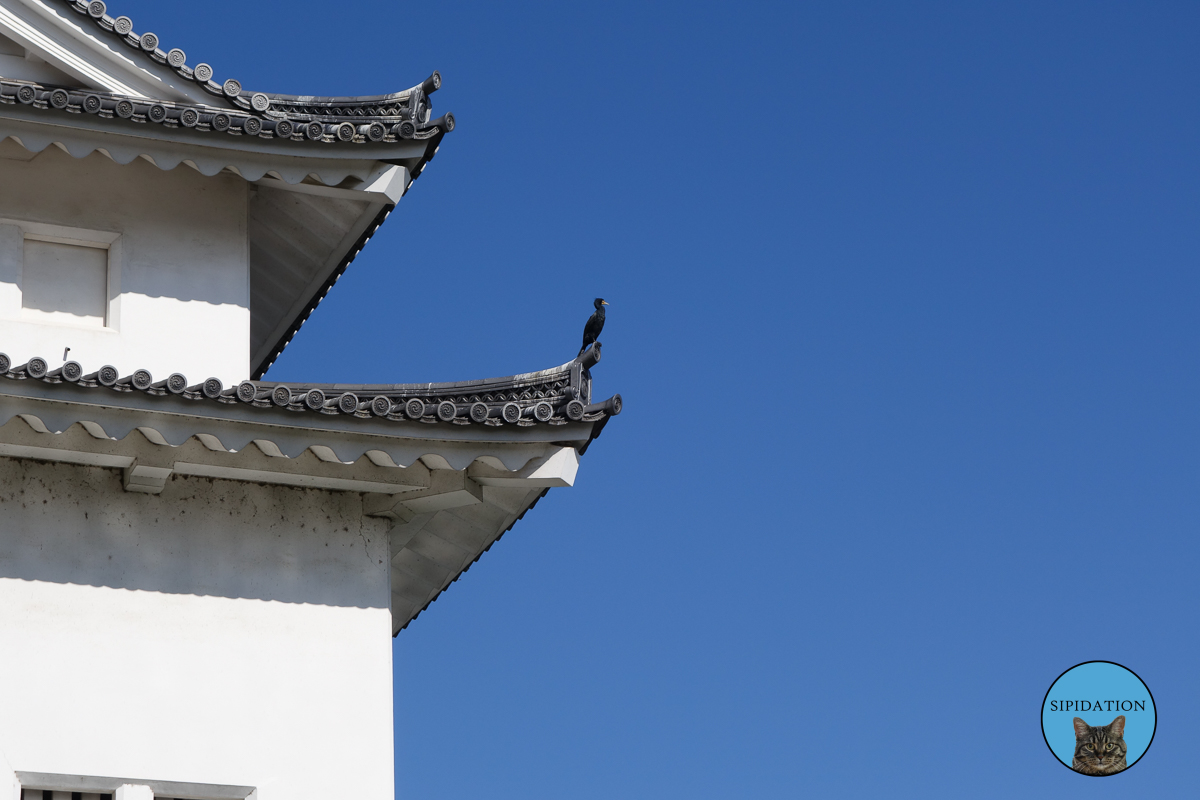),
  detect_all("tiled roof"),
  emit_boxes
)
[0,75,453,145]
[7,1,456,145]
[0,343,622,430]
